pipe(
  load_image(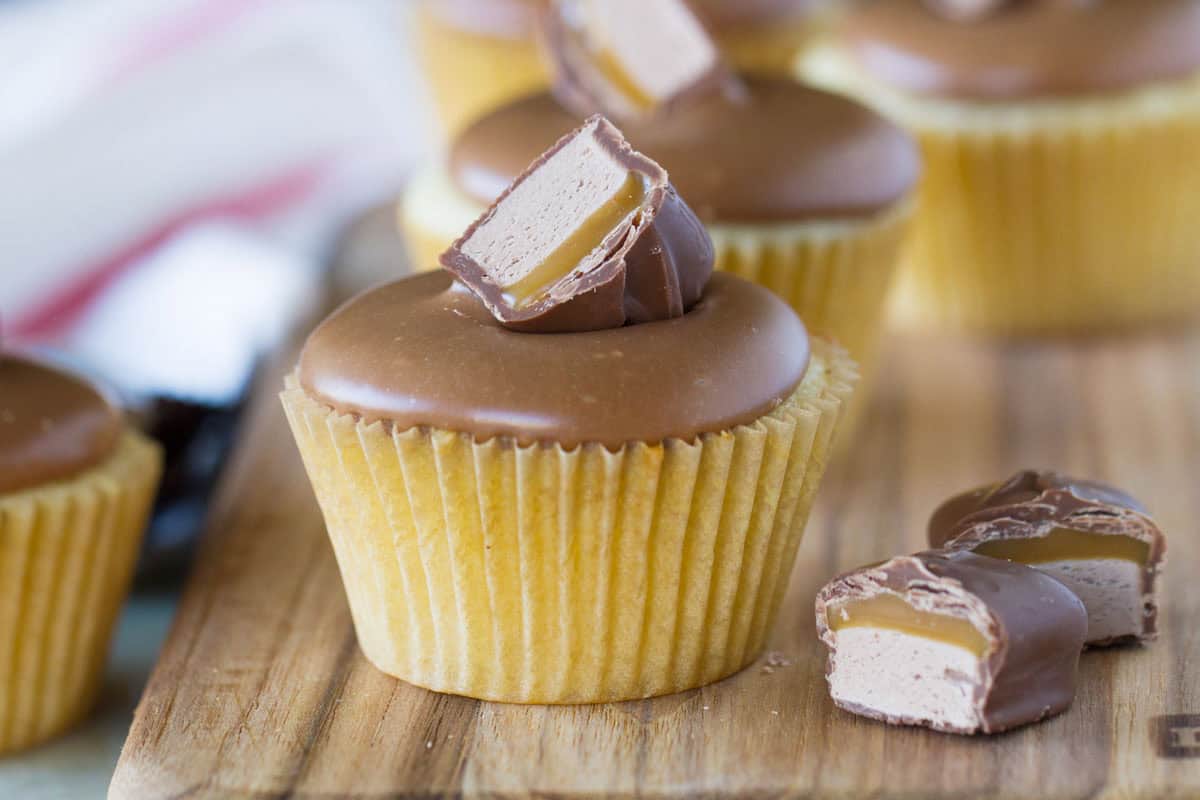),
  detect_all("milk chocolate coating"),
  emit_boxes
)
[0,354,122,495]
[448,82,920,223]
[816,551,1087,734]
[298,272,810,448]
[844,0,1200,100]
[929,472,1166,644]
[540,0,735,123]
[928,469,1148,548]
[441,116,714,333]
